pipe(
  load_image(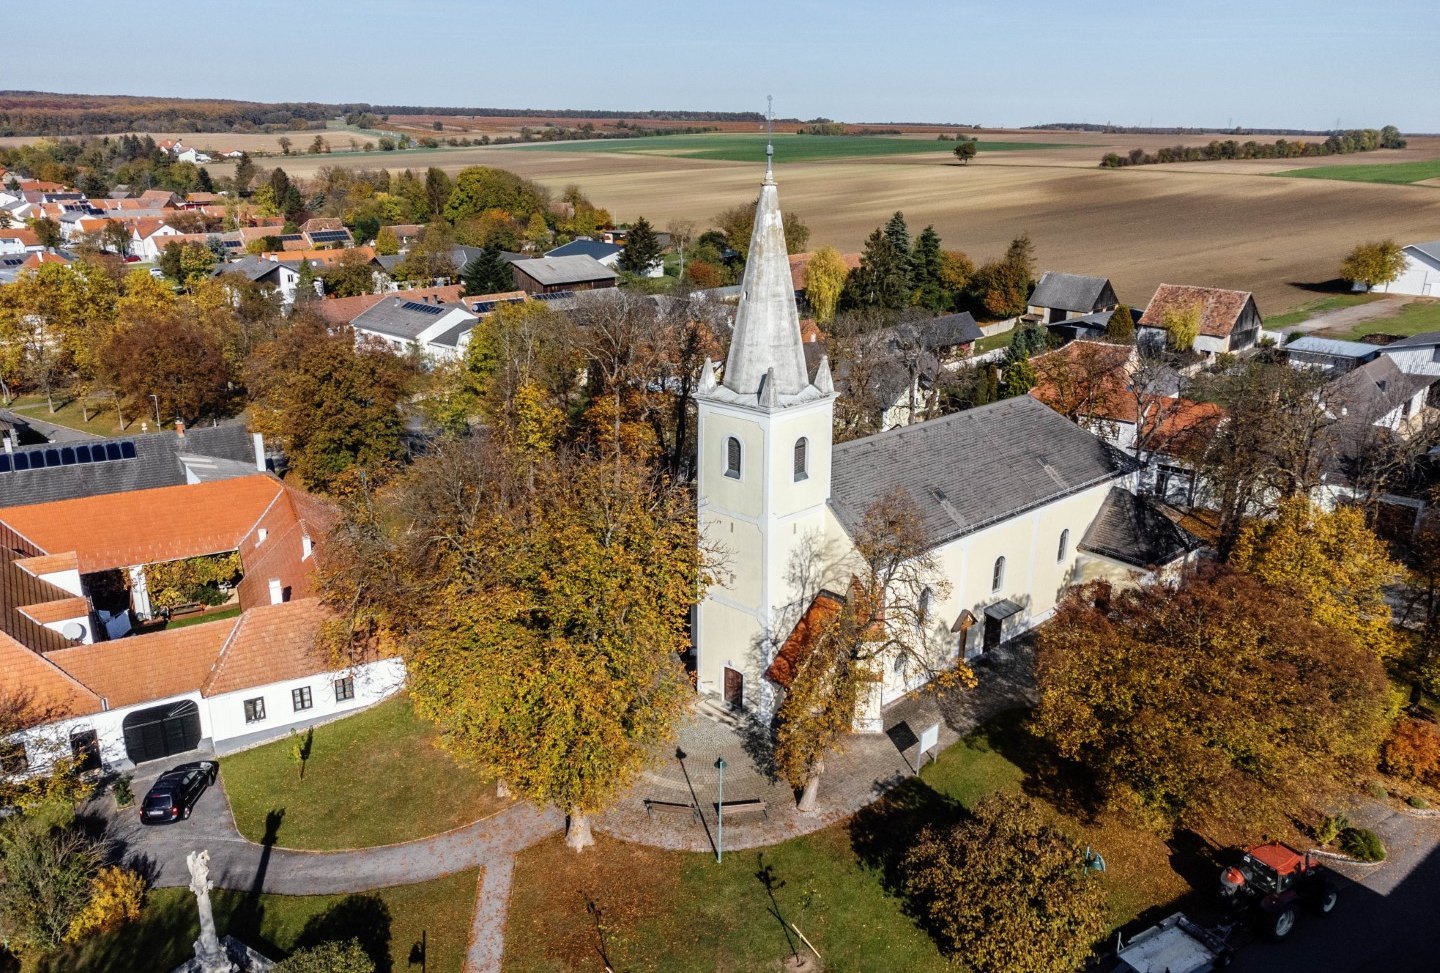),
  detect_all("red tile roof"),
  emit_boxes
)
[203,598,333,696]
[47,621,234,709]
[766,591,845,688]
[312,285,463,325]
[18,597,89,625]
[0,475,285,573]
[0,632,100,721]
[1138,284,1256,338]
